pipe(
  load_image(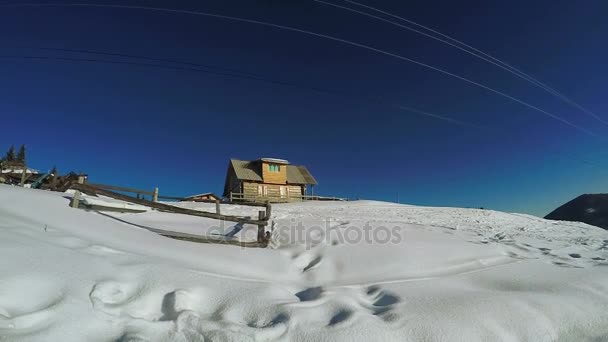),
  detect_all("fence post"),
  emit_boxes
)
[153,187,159,202]
[257,210,265,242]
[265,201,272,220]
[20,164,27,187]
[215,200,221,215]
[229,192,233,202]
[70,190,81,208]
